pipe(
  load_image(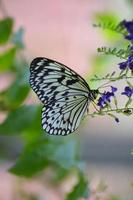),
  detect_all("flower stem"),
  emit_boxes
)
[91,76,133,82]
[88,107,133,116]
